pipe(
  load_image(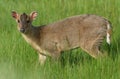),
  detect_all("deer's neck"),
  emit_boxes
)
[21,25,42,45]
